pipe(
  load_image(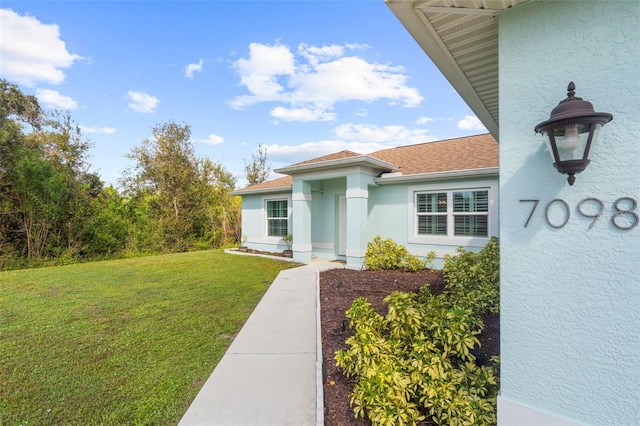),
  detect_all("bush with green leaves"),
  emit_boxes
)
[282,233,293,250]
[337,237,501,425]
[442,236,500,316]
[336,292,499,426]
[364,236,431,272]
